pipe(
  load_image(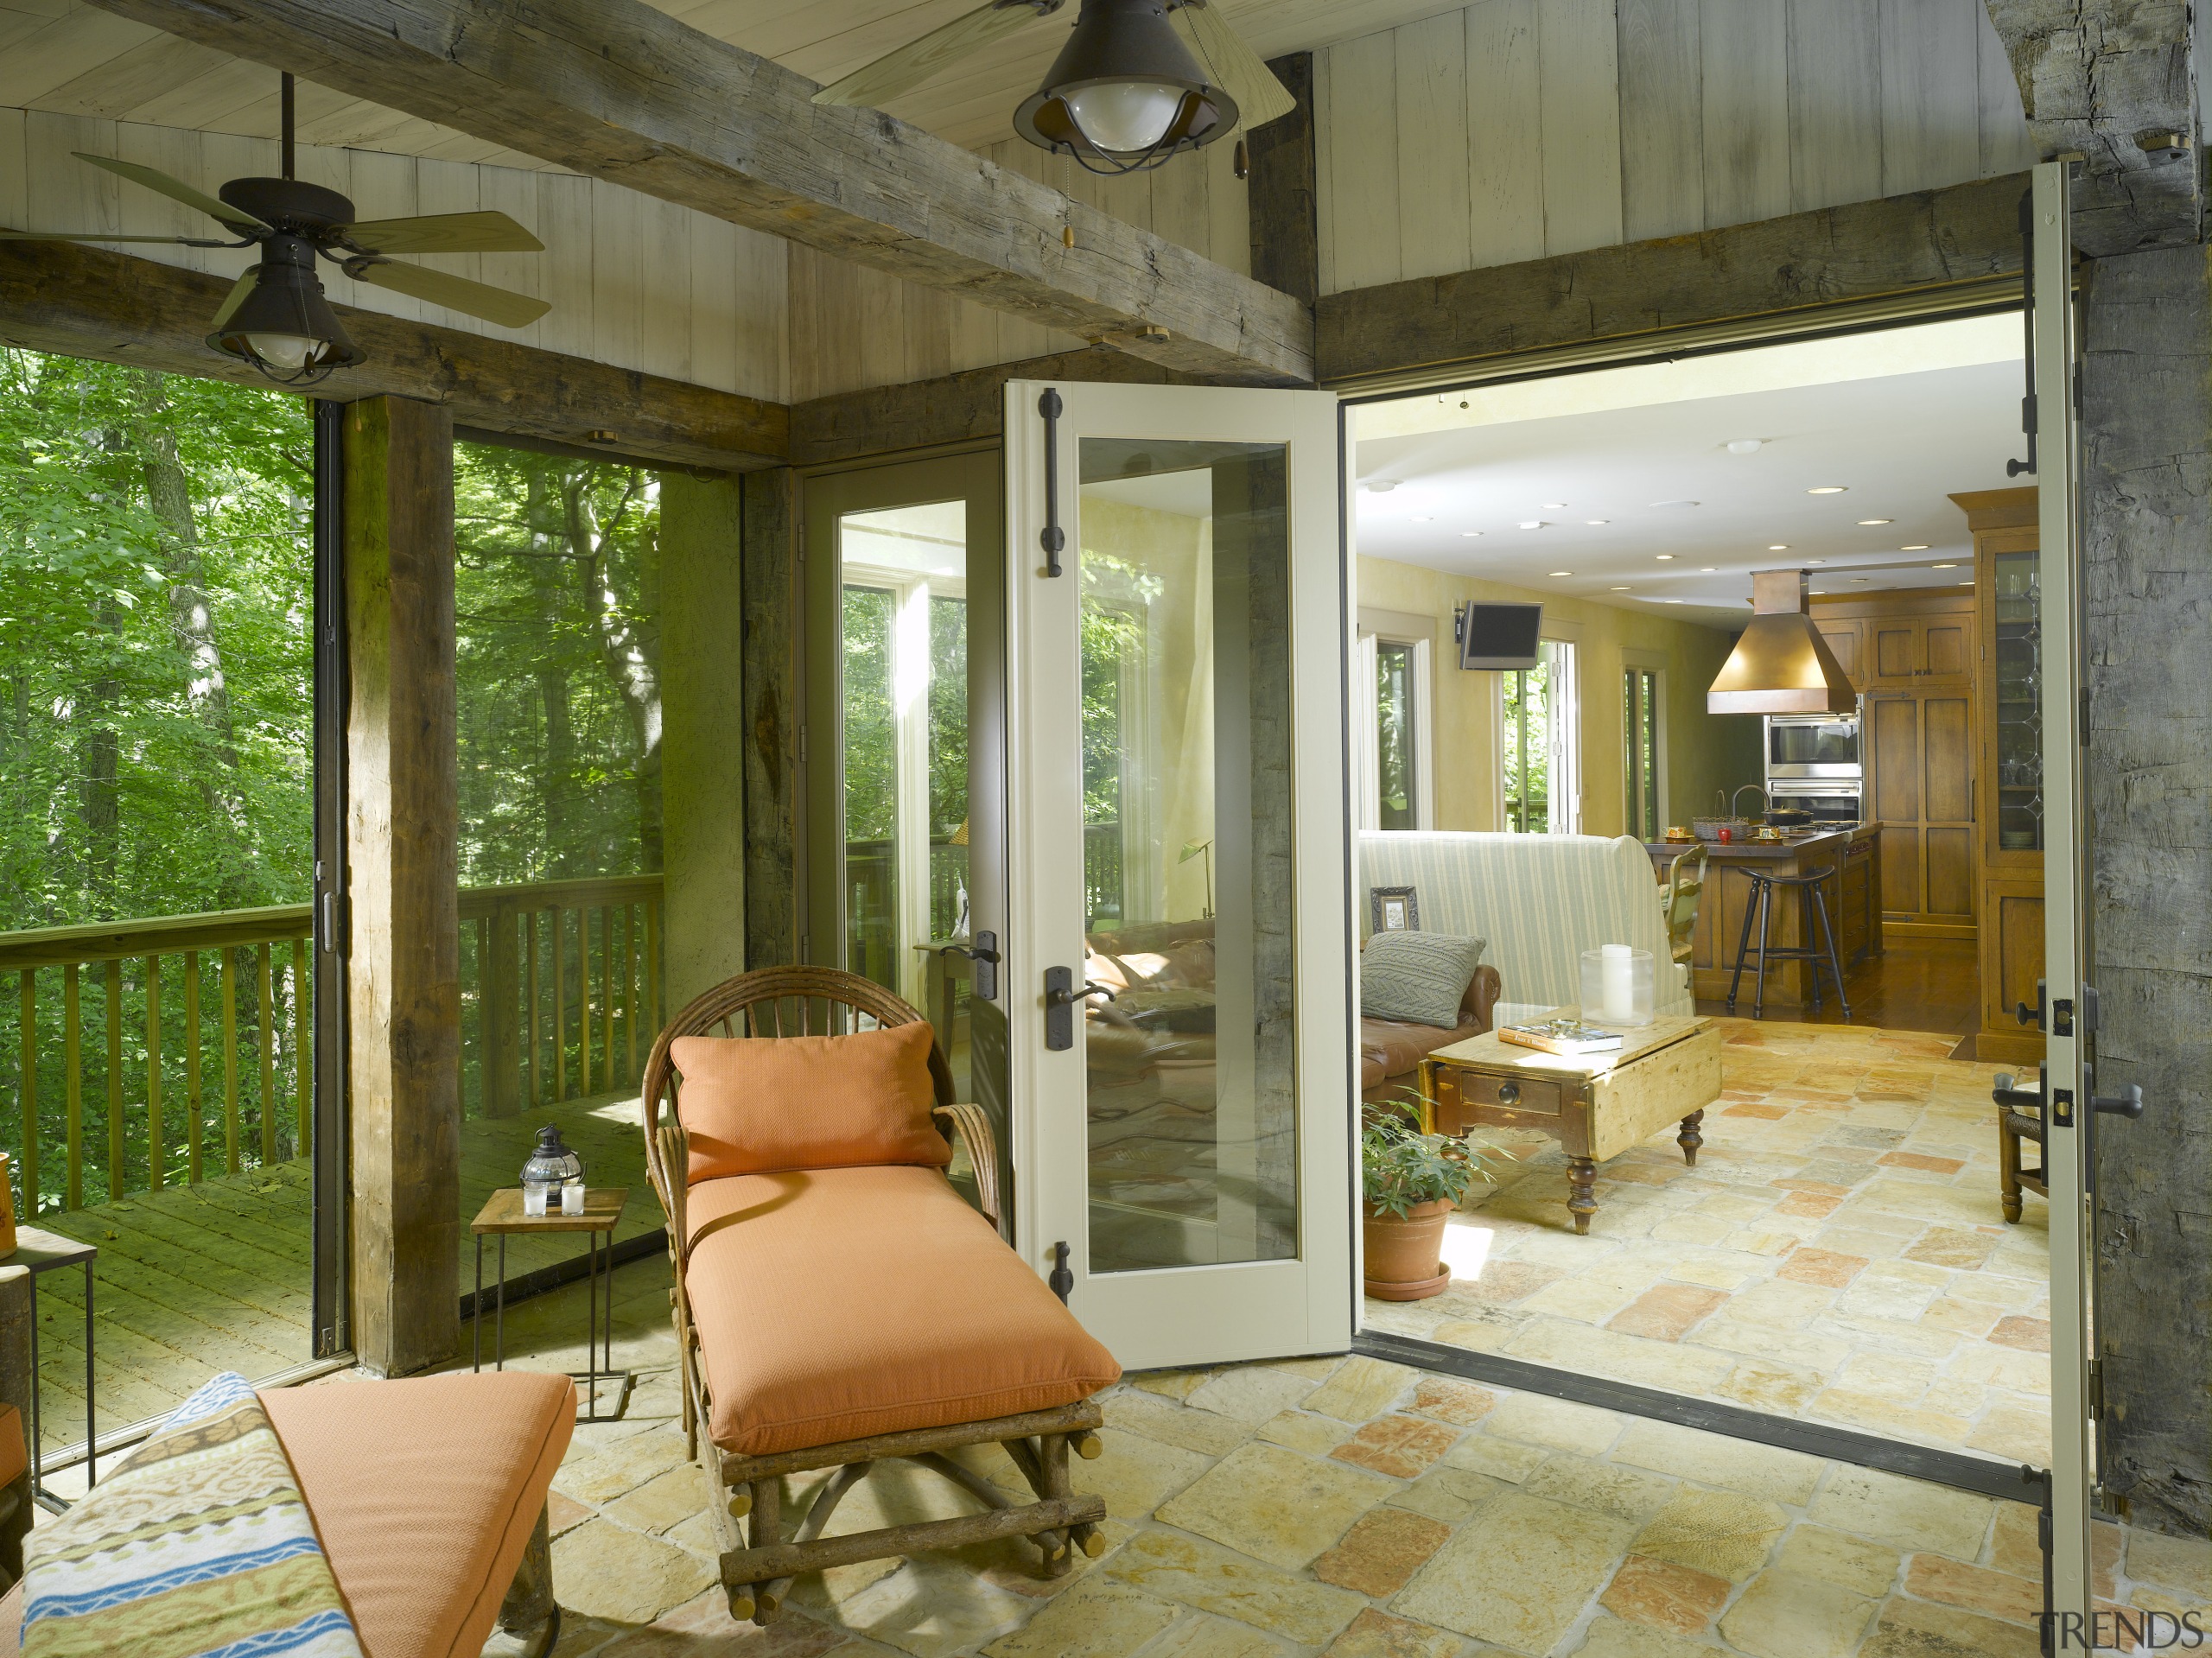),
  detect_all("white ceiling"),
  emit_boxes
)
[0,0,1463,164]
[1351,315,2030,630]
